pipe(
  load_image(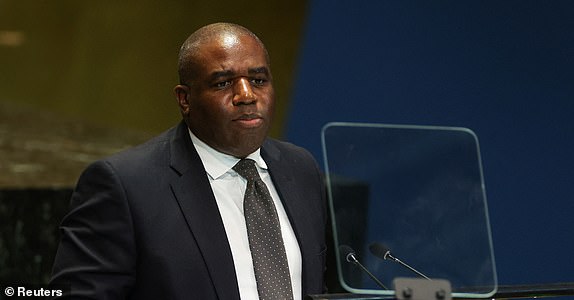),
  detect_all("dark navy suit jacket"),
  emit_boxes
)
[50,121,327,299]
